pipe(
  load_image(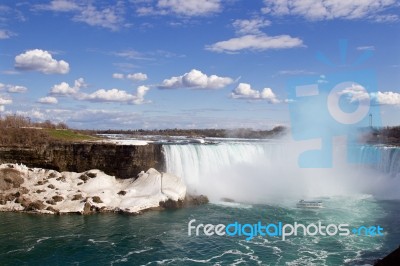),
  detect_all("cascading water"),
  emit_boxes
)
[163,141,400,202]
[355,145,400,178]
[163,142,288,189]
